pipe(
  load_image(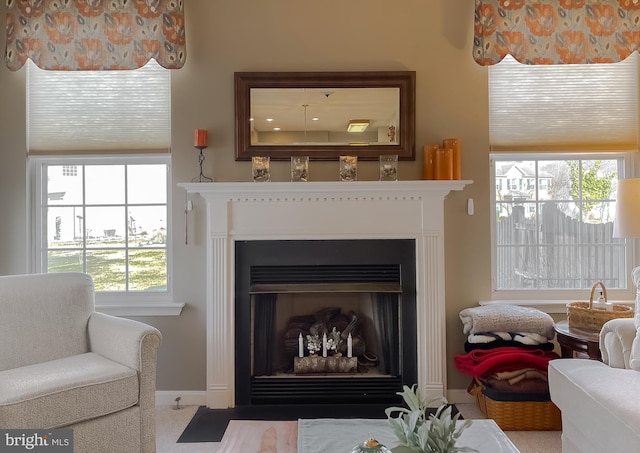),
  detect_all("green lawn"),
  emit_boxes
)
[48,248,166,291]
